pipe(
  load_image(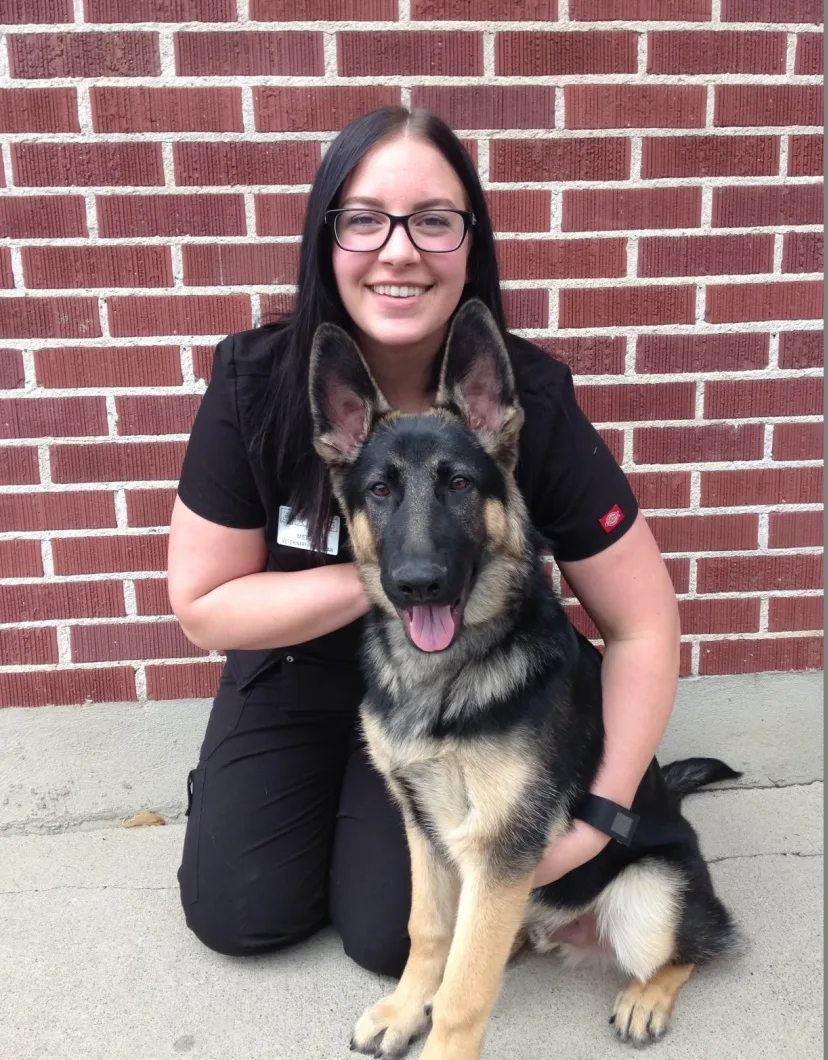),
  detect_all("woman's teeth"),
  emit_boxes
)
[370,285,430,298]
